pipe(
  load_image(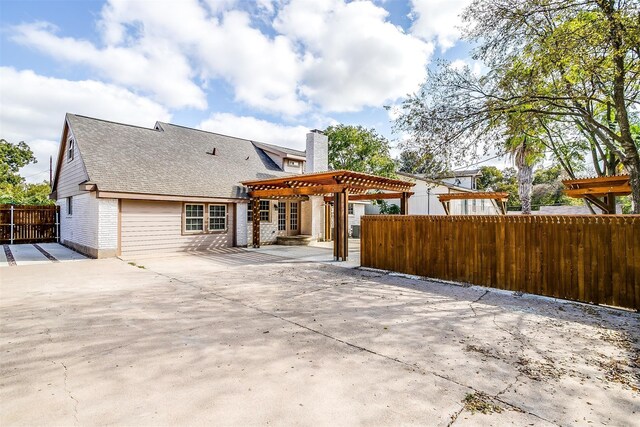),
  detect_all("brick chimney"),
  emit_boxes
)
[305,129,328,173]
